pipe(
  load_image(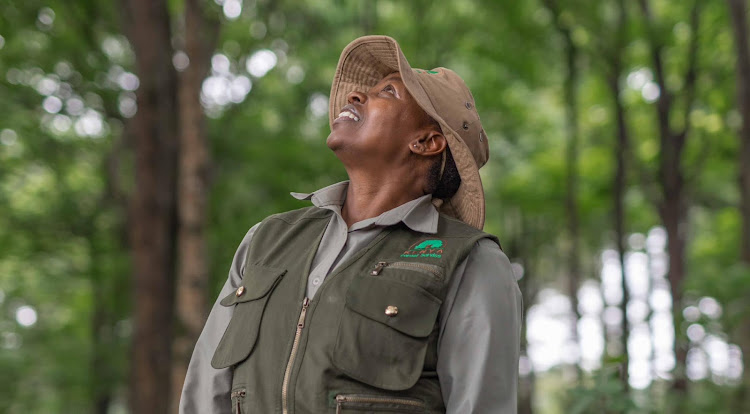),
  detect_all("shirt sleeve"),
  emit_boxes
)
[178,223,260,414]
[436,238,524,414]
